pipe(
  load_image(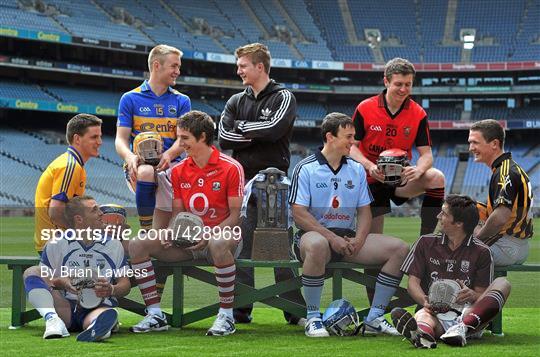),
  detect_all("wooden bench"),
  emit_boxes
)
[1,256,538,335]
